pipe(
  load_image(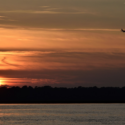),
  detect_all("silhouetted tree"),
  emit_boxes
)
[0,86,125,103]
